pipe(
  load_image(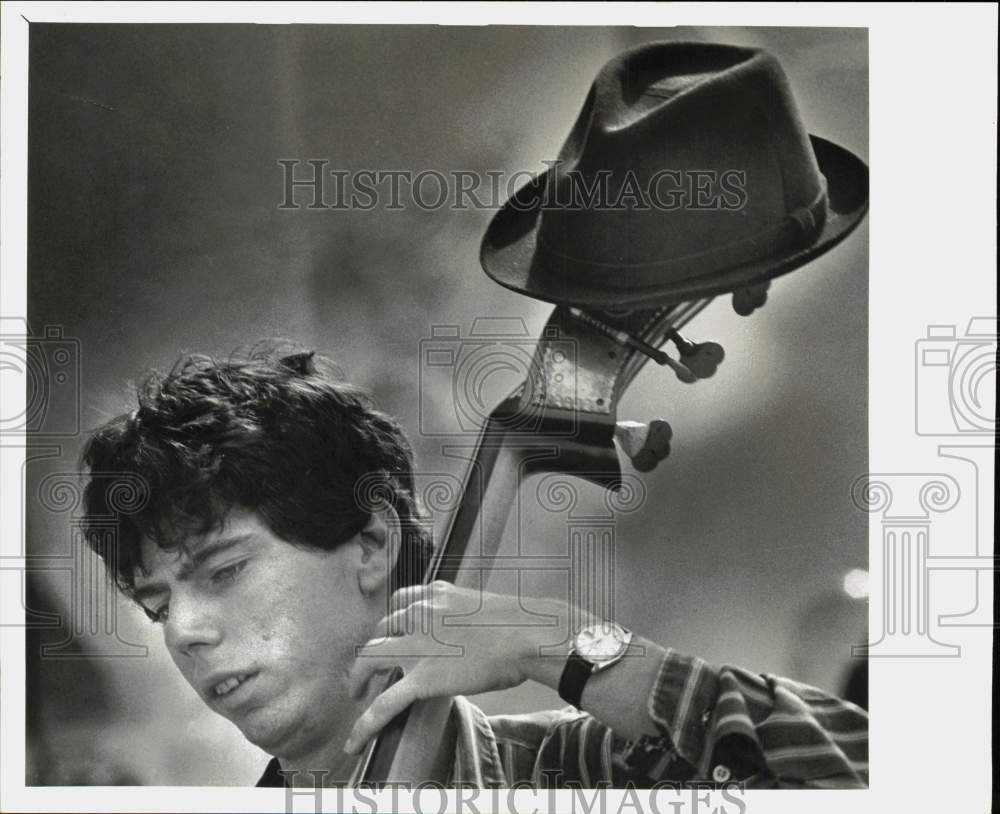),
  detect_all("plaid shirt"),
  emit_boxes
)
[258,648,868,789]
